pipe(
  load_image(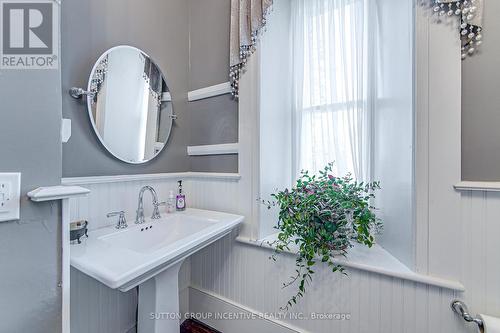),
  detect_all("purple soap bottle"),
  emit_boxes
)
[176,180,186,211]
